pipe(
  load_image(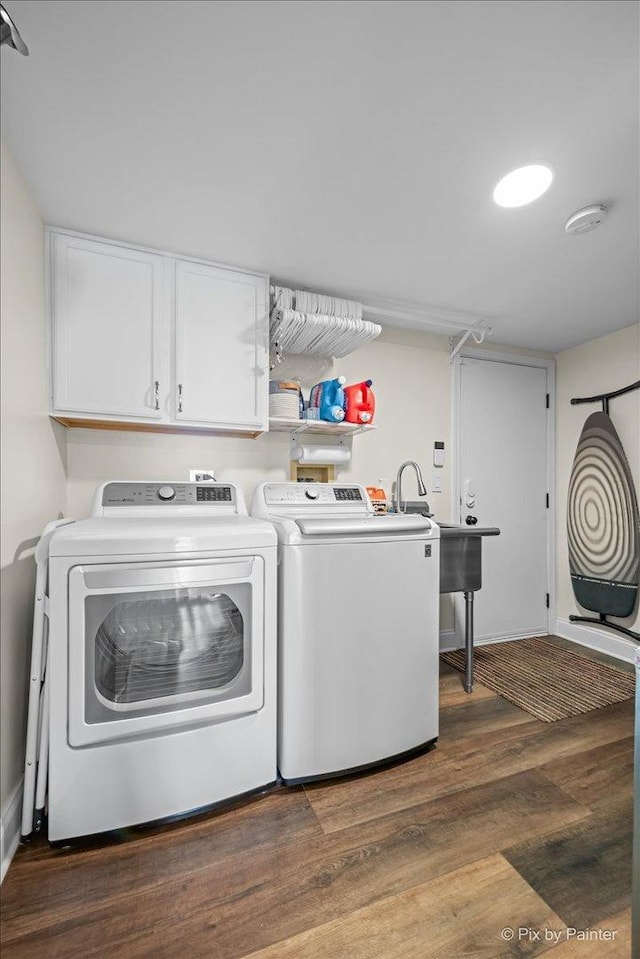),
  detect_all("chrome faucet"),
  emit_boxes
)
[394,460,427,513]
